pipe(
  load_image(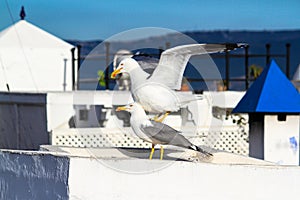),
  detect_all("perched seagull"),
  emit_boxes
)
[116,103,213,160]
[112,43,245,122]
